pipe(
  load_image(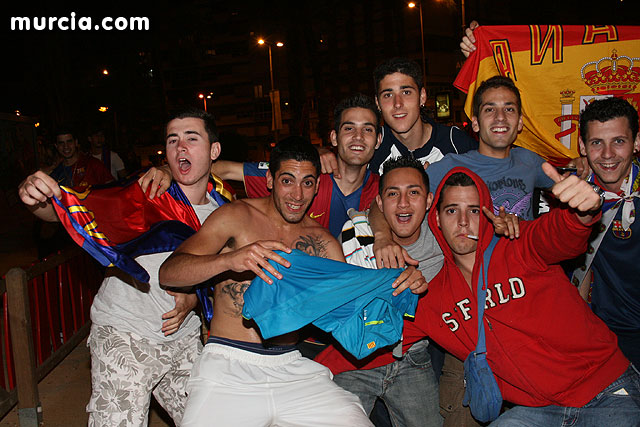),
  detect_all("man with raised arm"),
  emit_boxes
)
[371,75,550,268]
[19,108,227,426]
[159,137,424,426]
[403,165,639,425]
[367,75,551,425]
[317,157,517,427]
[211,93,381,237]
